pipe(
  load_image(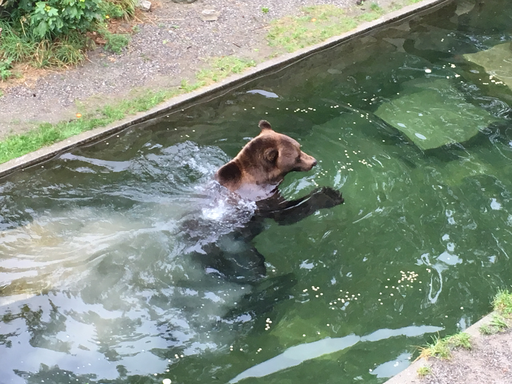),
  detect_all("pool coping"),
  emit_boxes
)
[0,0,452,180]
